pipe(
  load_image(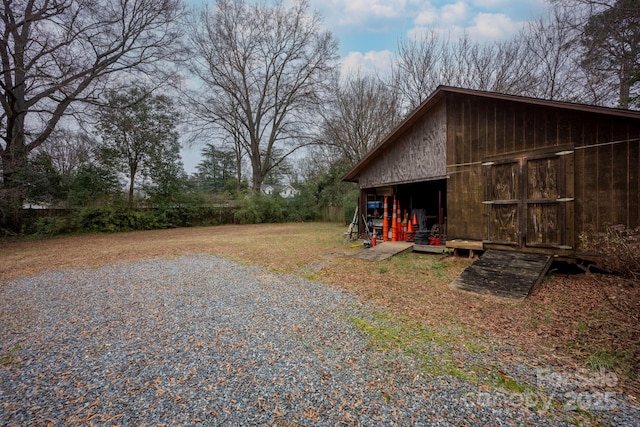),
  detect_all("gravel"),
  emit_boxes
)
[1,254,638,426]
